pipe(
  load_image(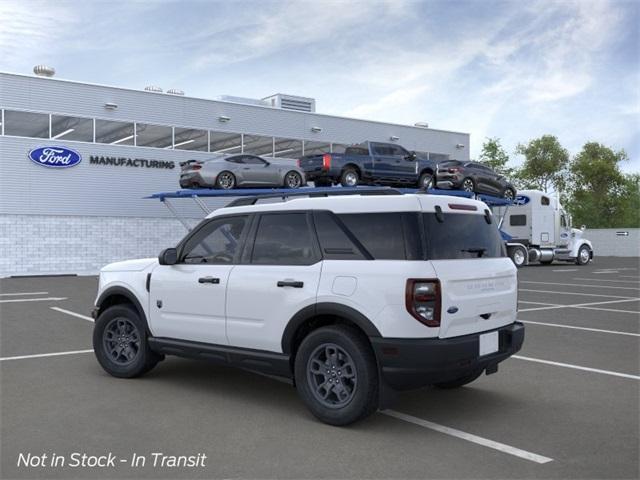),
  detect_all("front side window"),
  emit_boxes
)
[181,216,248,264]
[510,214,527,226]
[251,213,317,265]
[242,155,267,165]
[423,213,505,259]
